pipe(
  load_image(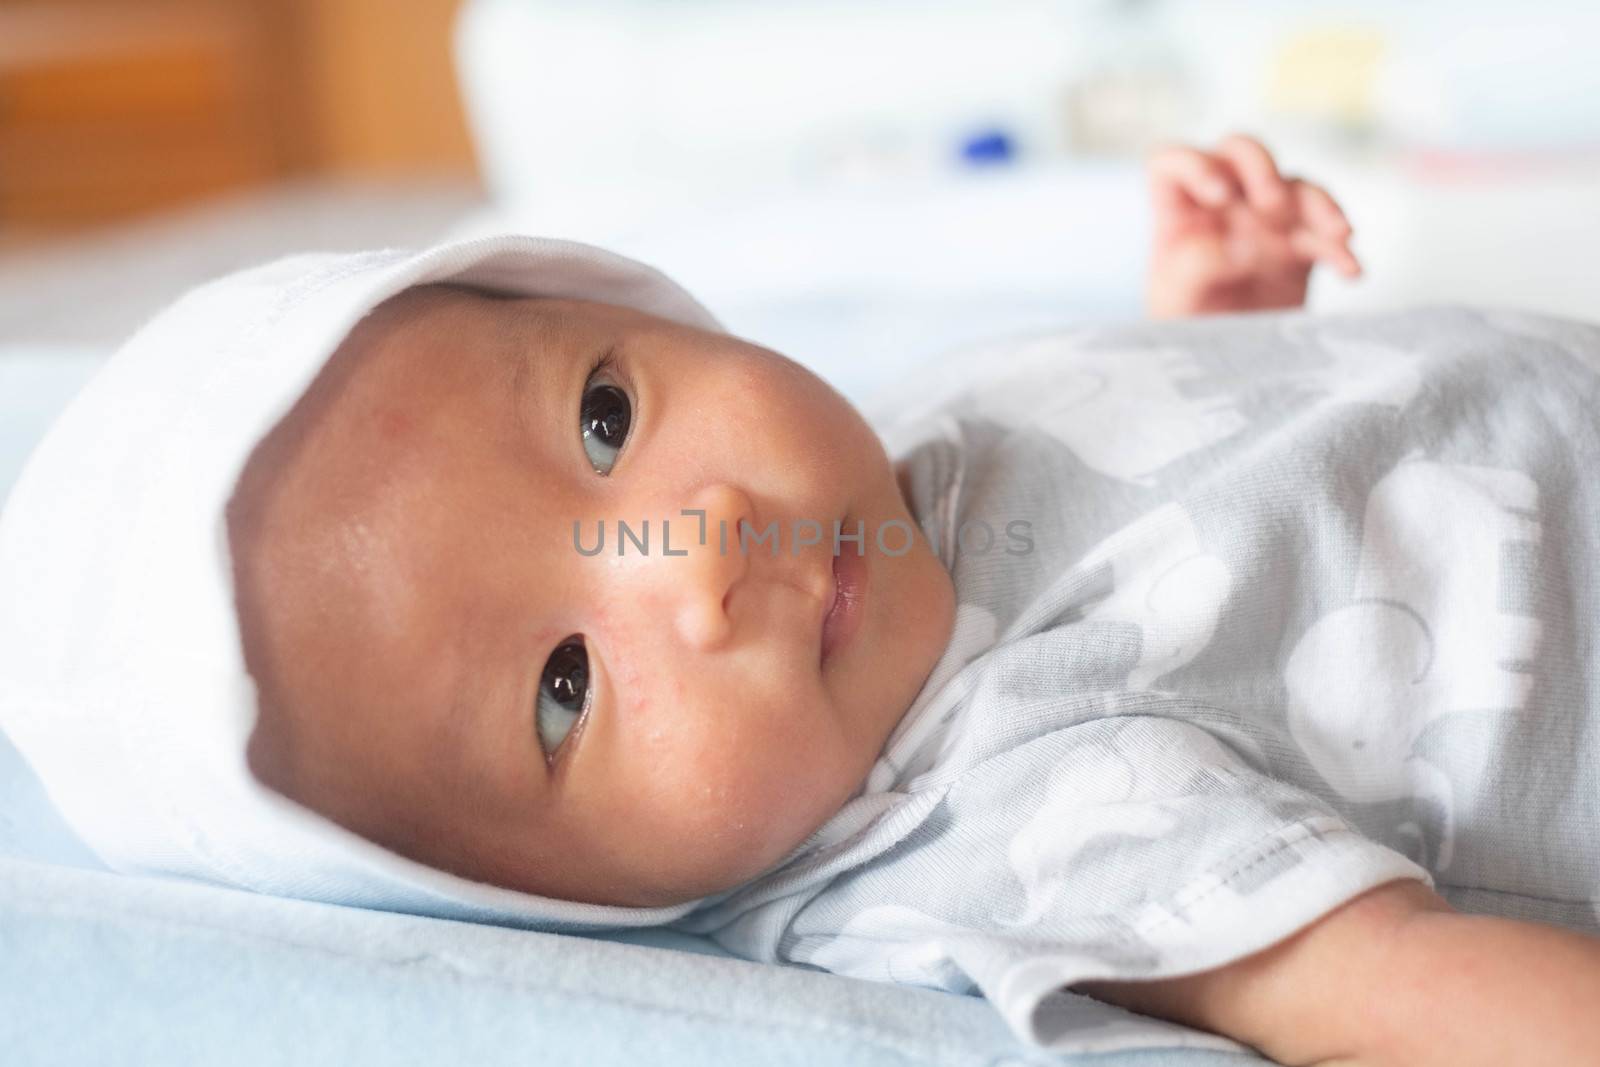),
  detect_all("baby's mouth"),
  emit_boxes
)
[820,518,868,665]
